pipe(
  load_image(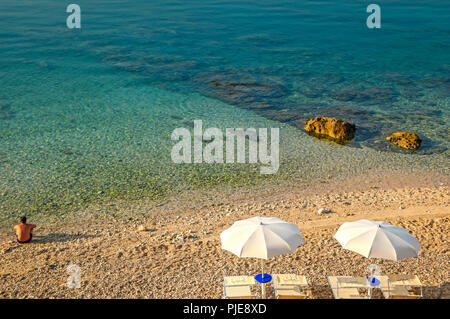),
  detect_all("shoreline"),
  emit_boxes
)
[0,170,448,299]
[0,169,450,231]
[1,167,447,231]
